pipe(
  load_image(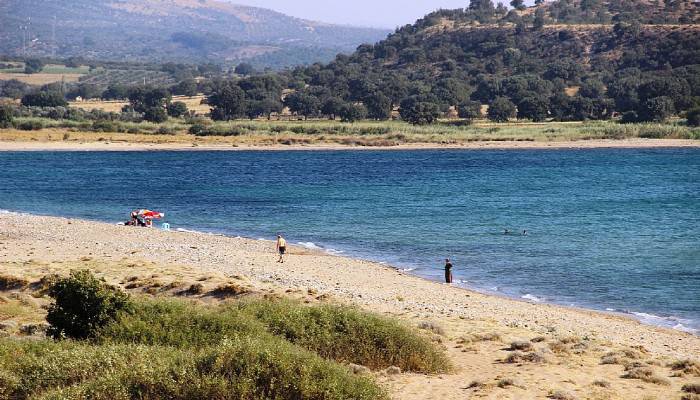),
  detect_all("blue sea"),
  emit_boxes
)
[1,149,698,333]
